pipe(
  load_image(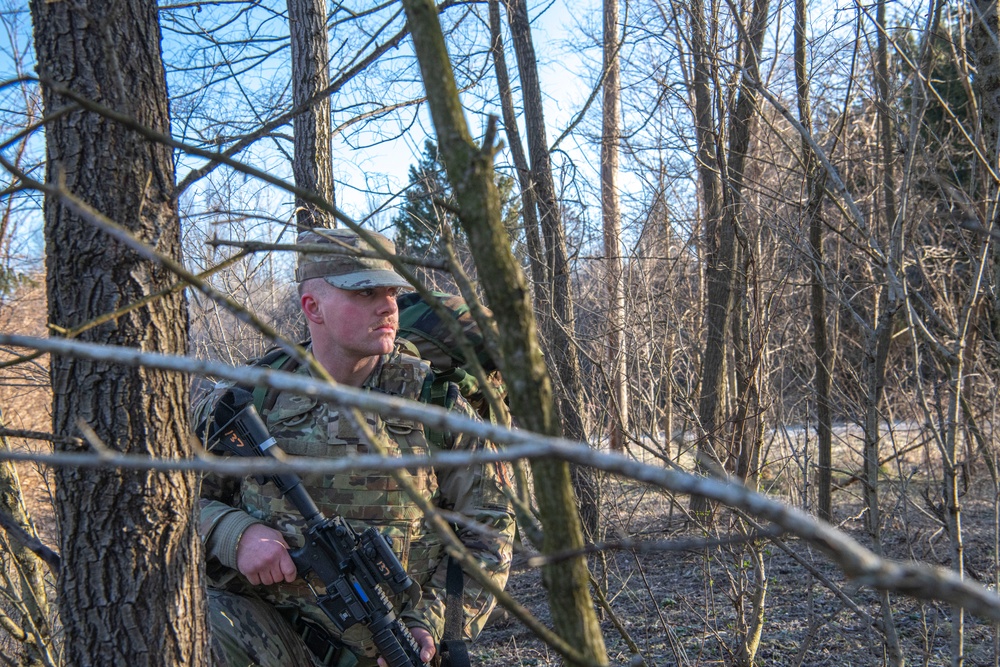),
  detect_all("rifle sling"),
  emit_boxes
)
[280,608,344,666]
